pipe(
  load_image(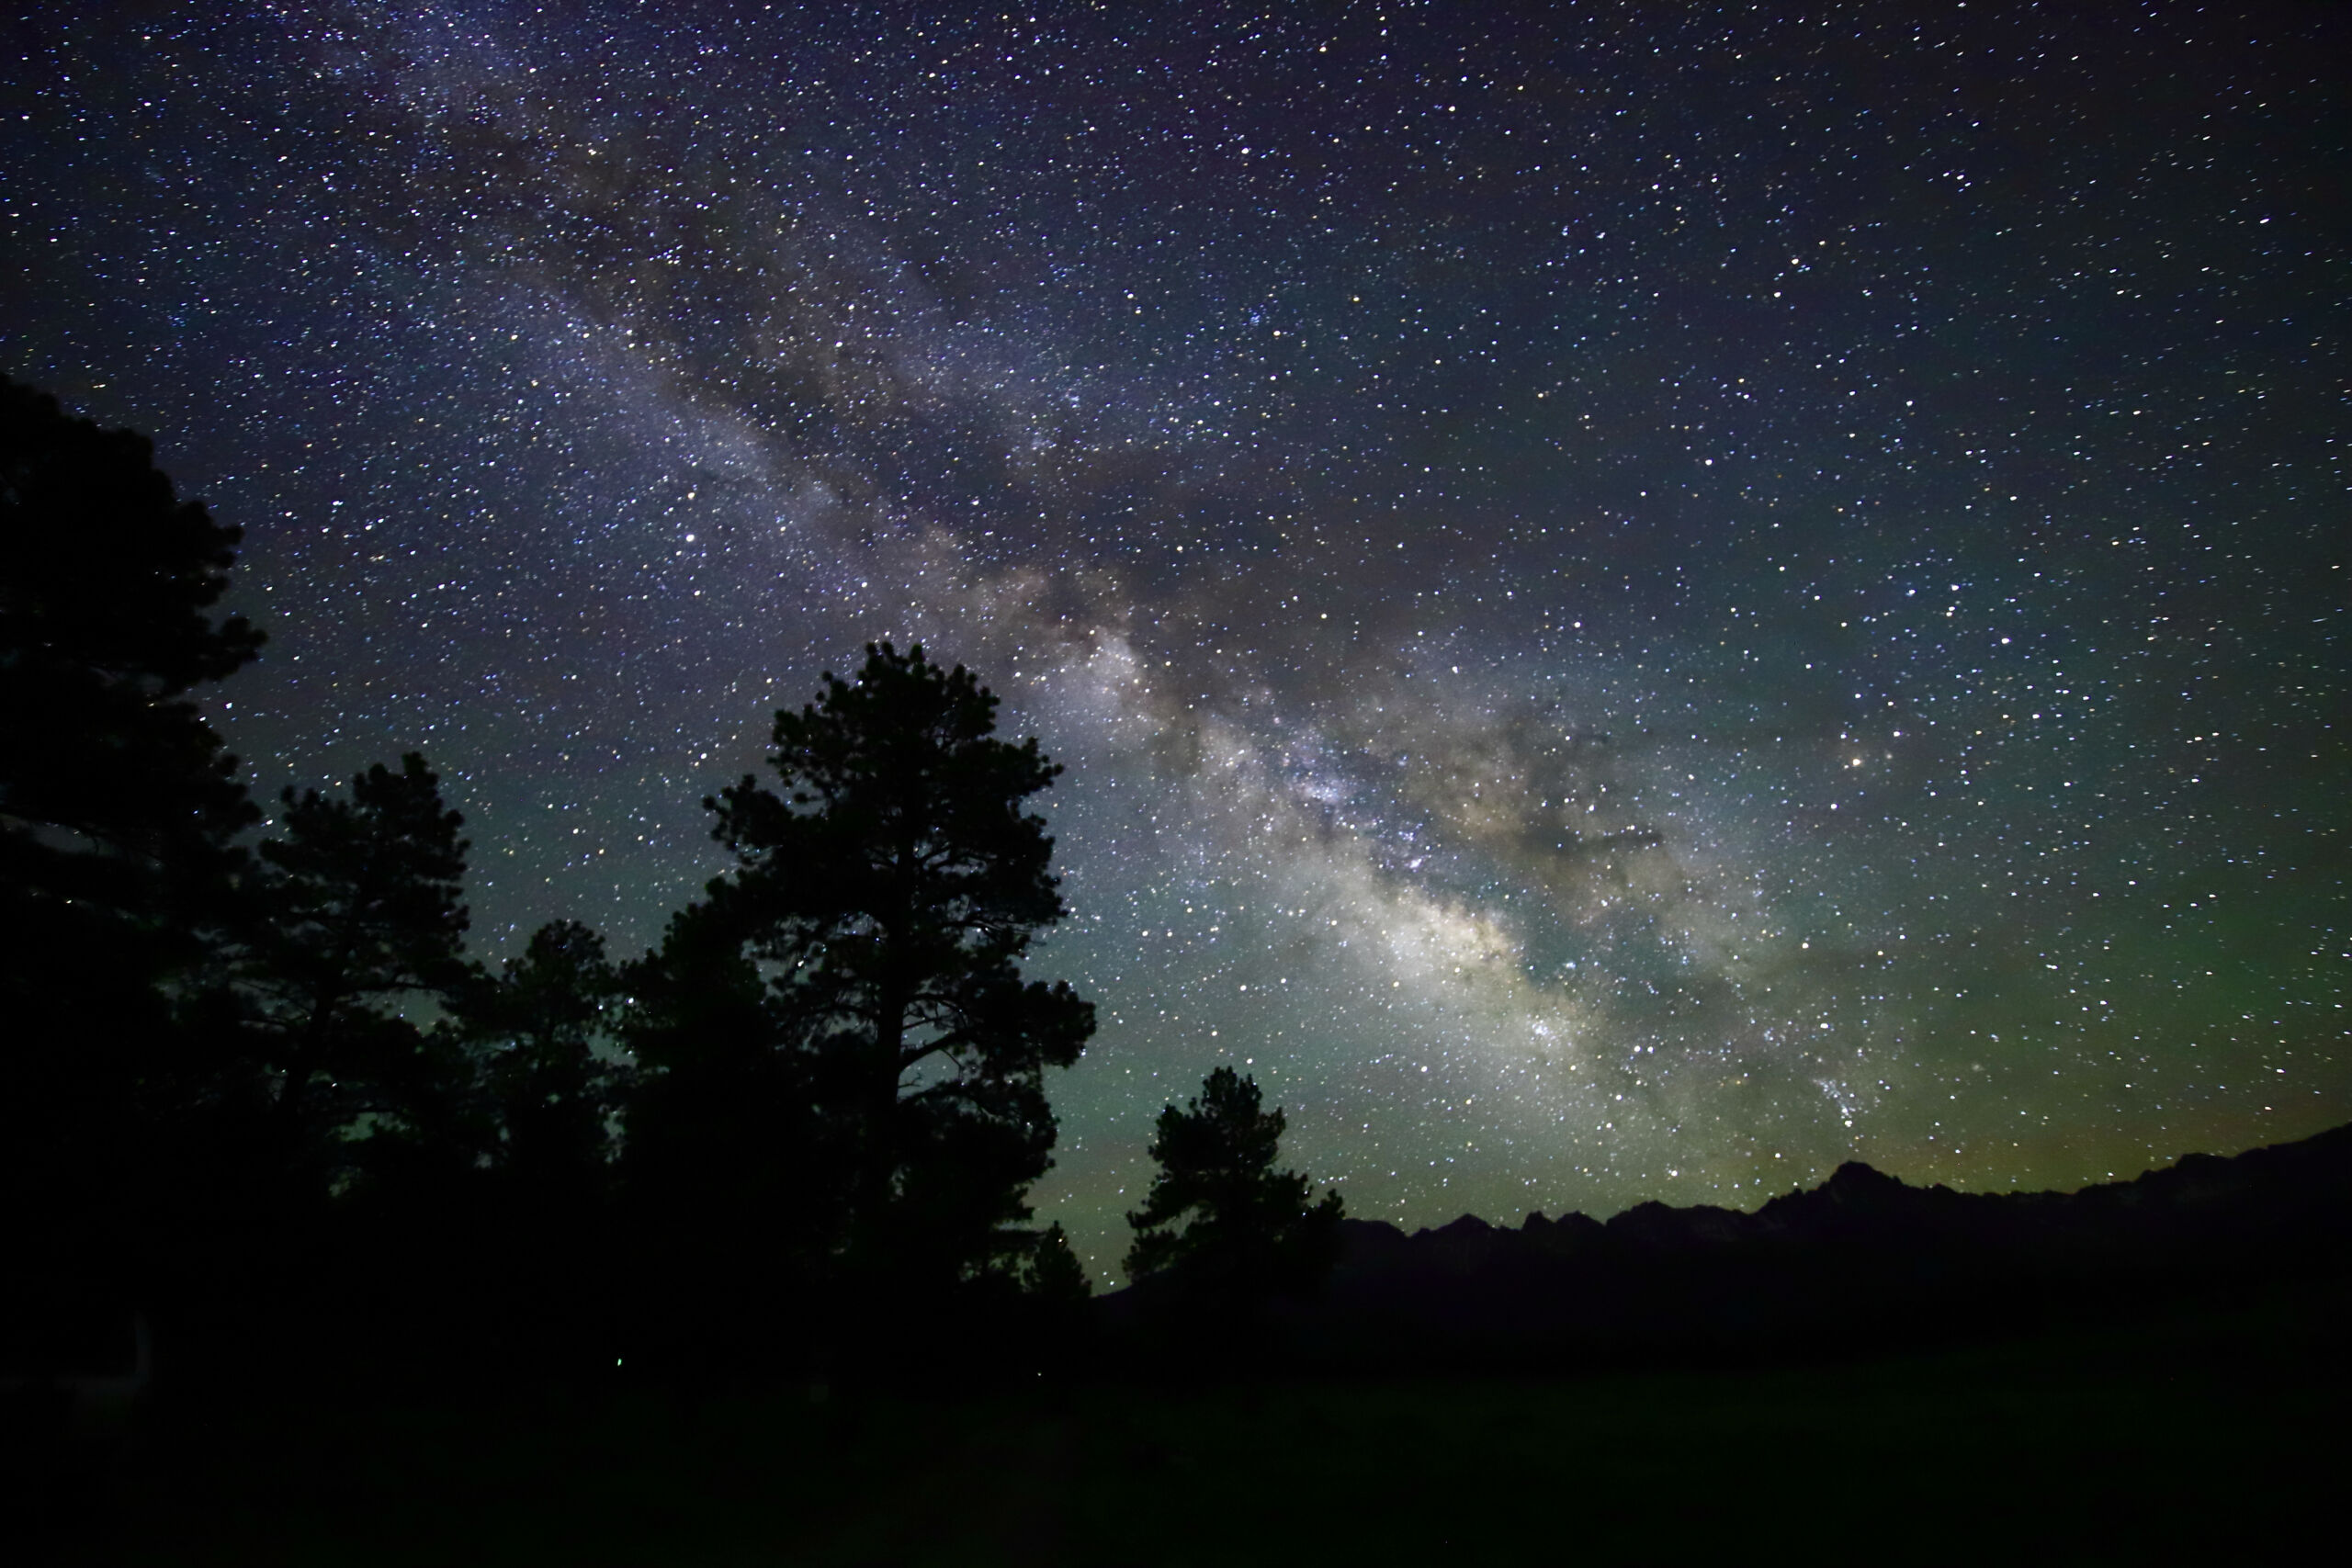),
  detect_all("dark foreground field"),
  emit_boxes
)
[29,1279,2349,1566]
